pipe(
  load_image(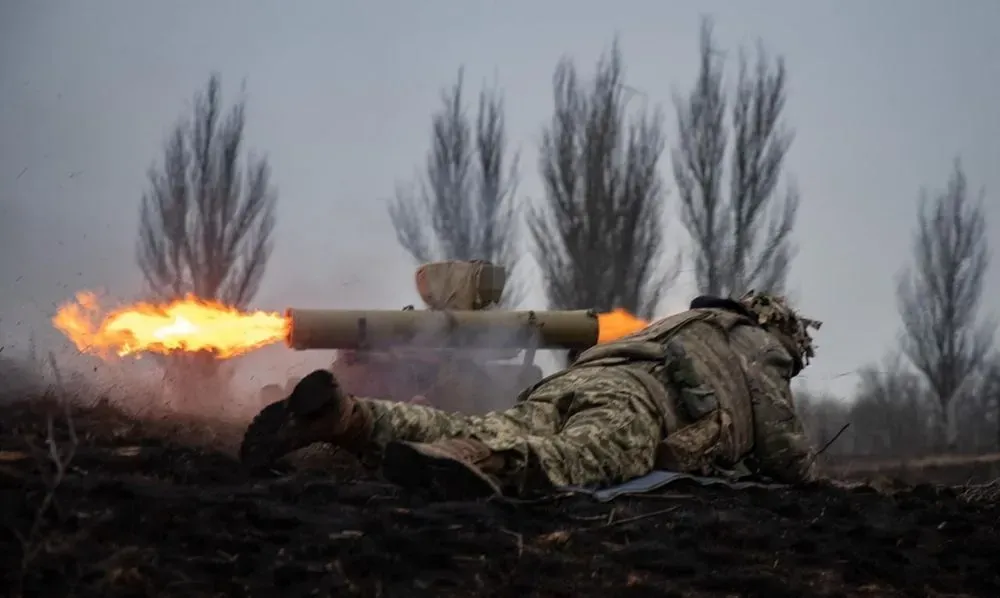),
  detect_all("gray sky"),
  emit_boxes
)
[1,0,998,400]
